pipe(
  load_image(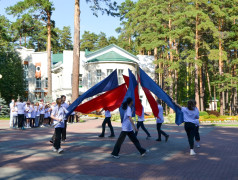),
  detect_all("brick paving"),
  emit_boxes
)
[0,119,238,180]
